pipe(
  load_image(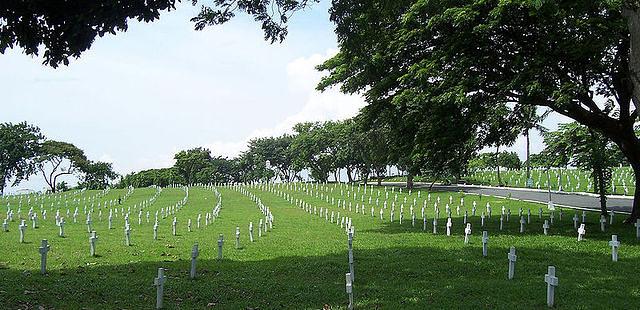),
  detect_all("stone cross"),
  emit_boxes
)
[559,208,563,221]
[635,219,640,240]
[544,266,558,307]
[153,222,158,240]
[609,210,614,225]
[187,219,192,232]
[19,219,27,243]
[172,218,177,236]
[89,231,98,256]
[539,208,543,219]
[432,218,438,234]
[190,243,199,279]
[217,234,224,260]
[108,214,113,230]
[423,216,427,231]
[32,214,38,229]
[600,215,607,232]
[446,217,452,236]
[346,272,354,310]
[519,216,526,233]
[609,235,620,262]
[499,215,504,231]
[125,226,131,246]
[197,214,201,228]
[527,209,531,224]
[577,224,586,241]
[154,268,167,309]
[3,218,8,232]
[235,226,241,249]
[543,220,549,235]
[86,215,92,233]
[572,214,579,229]
[582,211,586,223]
[463,211,467,225]
[481,231,488,257]
[59,217,65,237]
[464,223,471,244]
[481,213,485,227]
[39,239,50,275]
[249,222,254,242]
[507,246,517,280]
[549,212,554,225]
[348,231,355,282]
[259,219,263,237]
